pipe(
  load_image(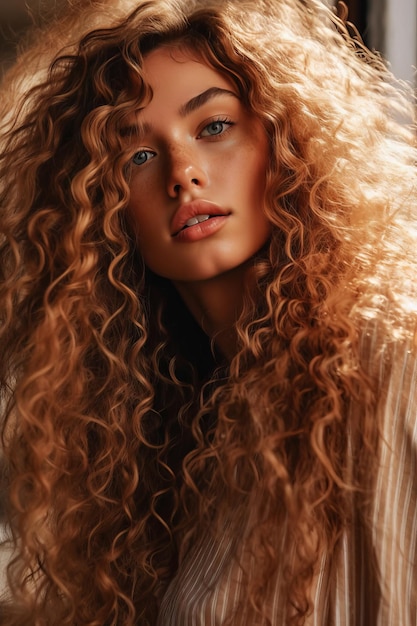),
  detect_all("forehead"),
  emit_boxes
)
[140,45,236,107]
[119,44,243,142]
